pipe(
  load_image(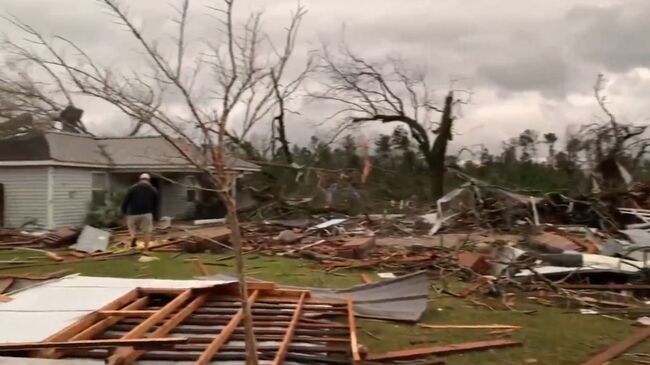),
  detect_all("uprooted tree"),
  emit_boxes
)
[314,44,469,200]
[2,0,309,363]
